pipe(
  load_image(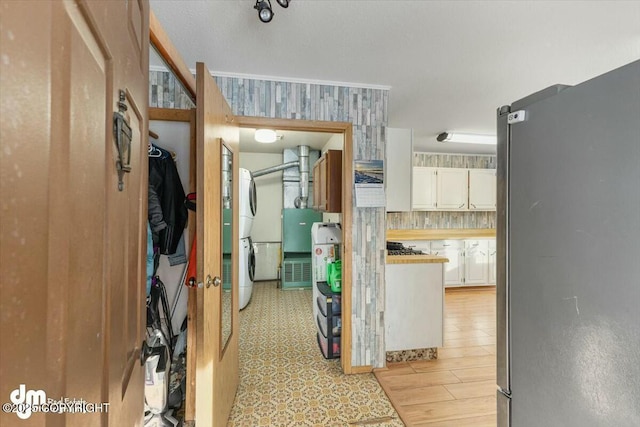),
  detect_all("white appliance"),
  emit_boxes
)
[252,242,280,281]
[239,168,257,239]
[311,223,341,319]
[239,237,255,310]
